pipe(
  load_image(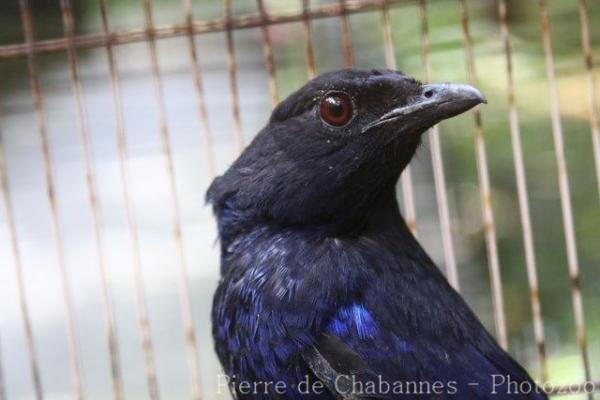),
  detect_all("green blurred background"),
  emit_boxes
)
[0,0,599,399]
